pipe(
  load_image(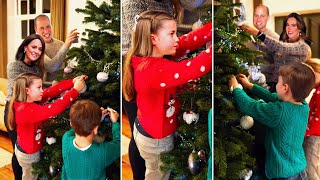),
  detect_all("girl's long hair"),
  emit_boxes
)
[7,73,41,130]
[122,10,174,101]
[15,34,46,78]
